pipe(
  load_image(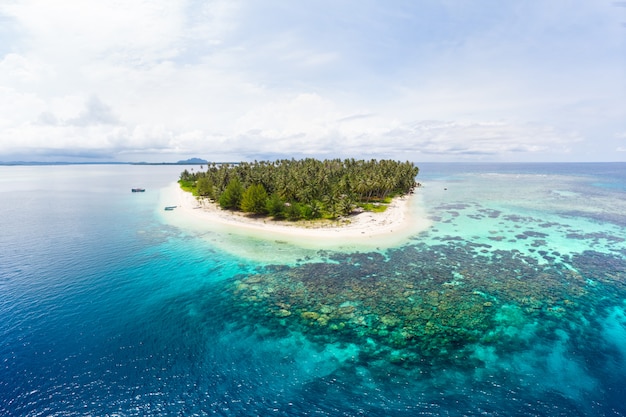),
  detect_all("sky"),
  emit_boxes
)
[0,0,625,163]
